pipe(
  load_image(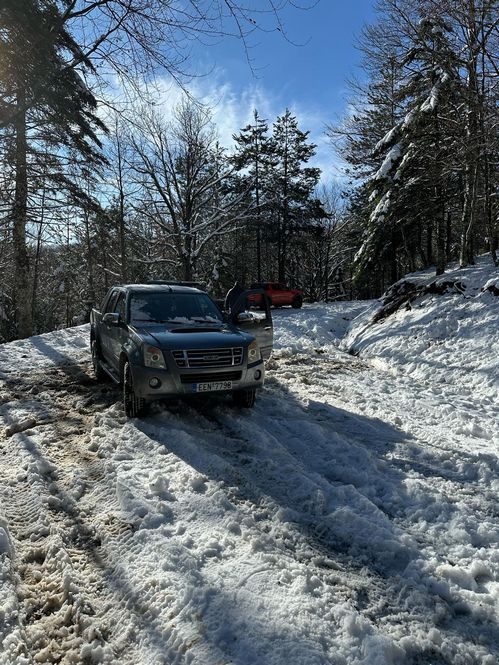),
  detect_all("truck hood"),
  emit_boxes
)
[134,324,252,350]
